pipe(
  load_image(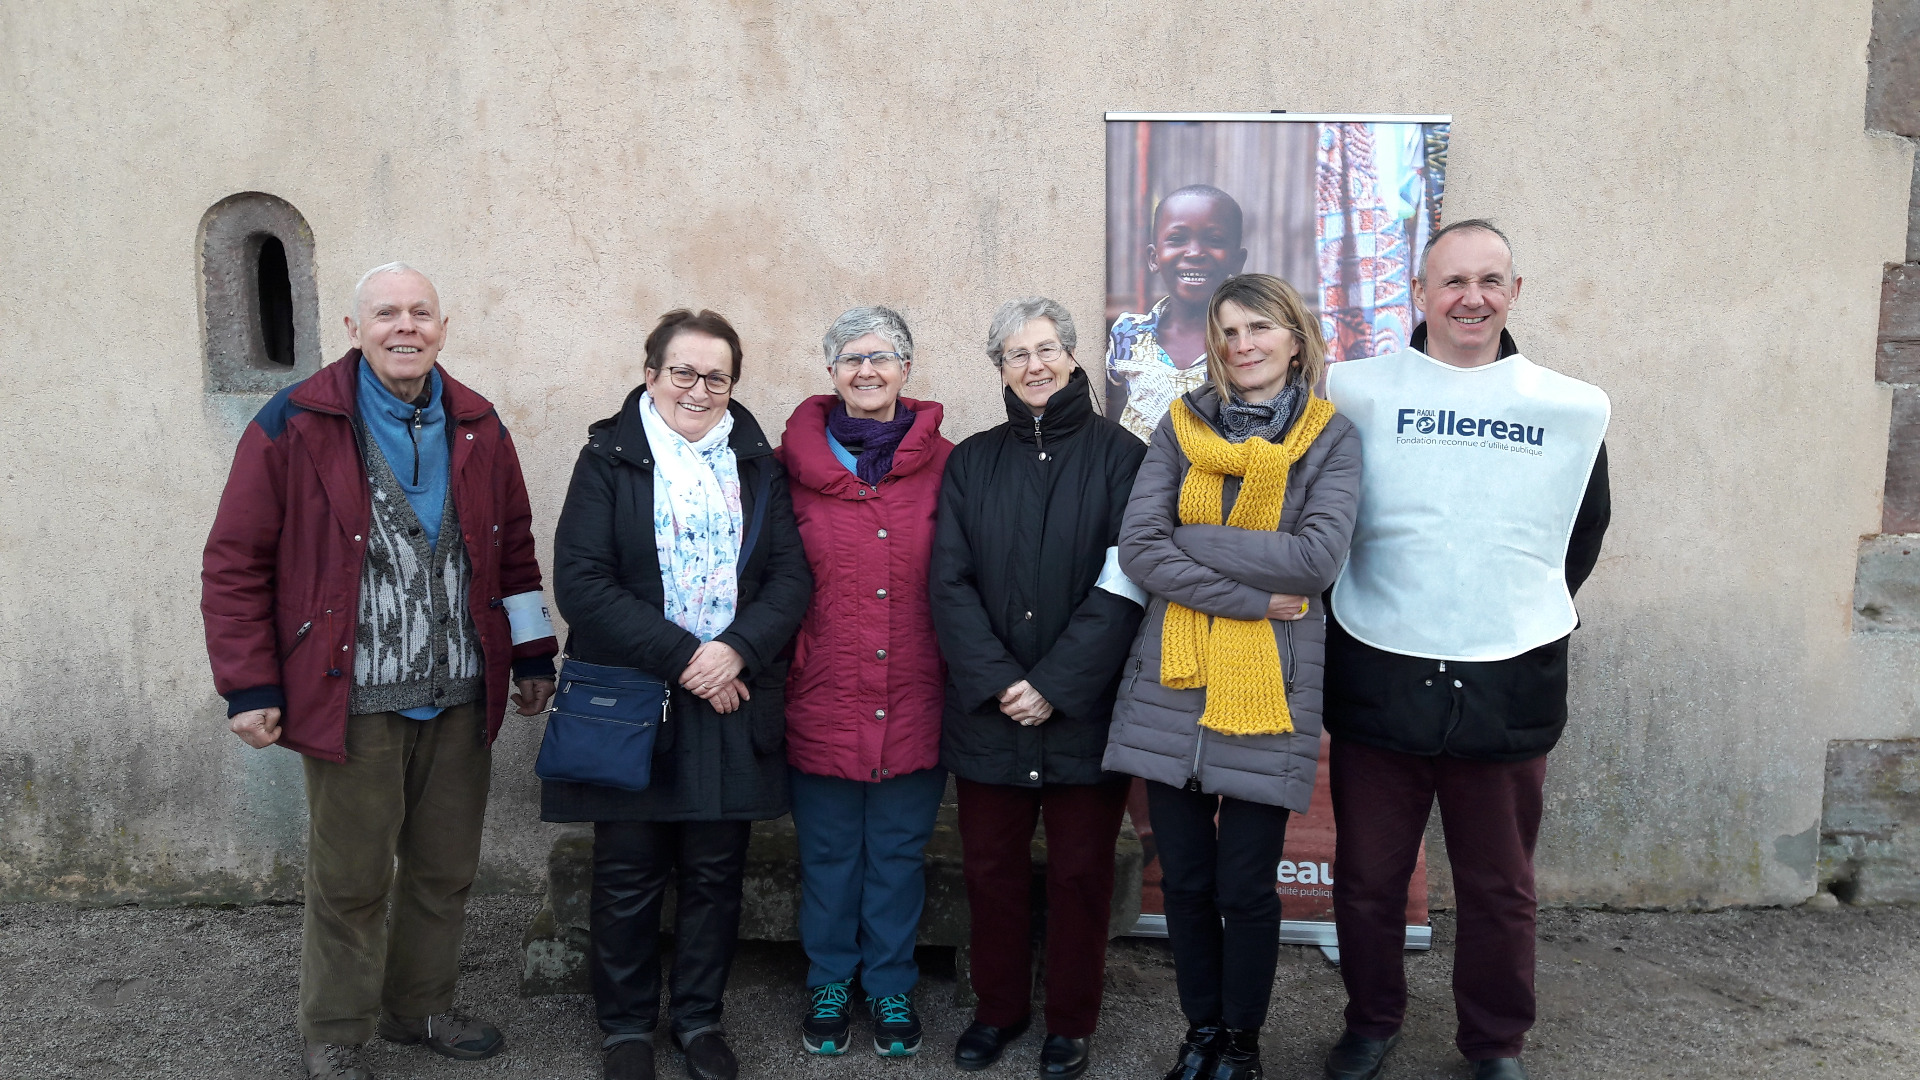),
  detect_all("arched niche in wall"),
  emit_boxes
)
[199,192,321,394]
